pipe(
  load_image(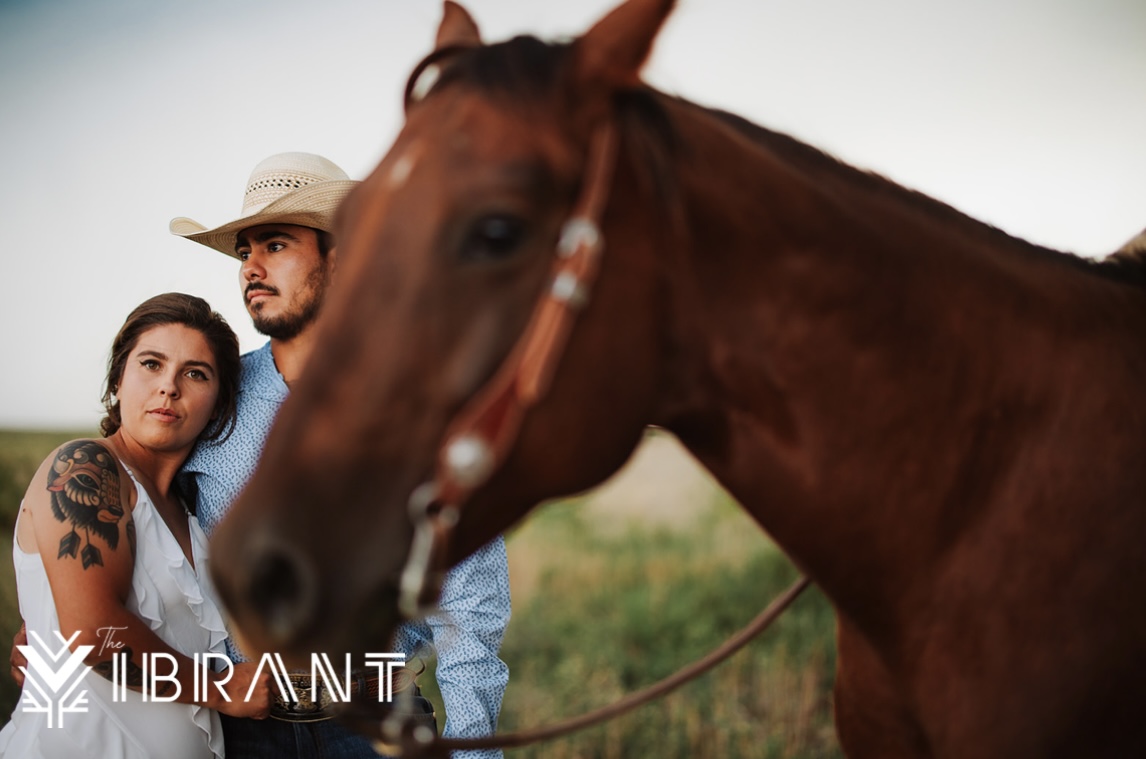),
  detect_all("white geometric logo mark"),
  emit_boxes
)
[18,630,94,728]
